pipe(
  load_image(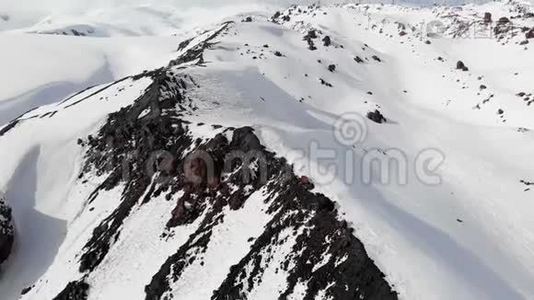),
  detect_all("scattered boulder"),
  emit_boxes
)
[303,30,318,50]
[274,51,283,57]
[497,17,510,24]
[526,28,534,39]
[371,55,382,62]
[0,194,14,266]
[354,56,364,63]
[483,12,492,24]
[322,36,331,46]
[497,109,504,115]
[328,64,336,72]
[456,60,469,71]
[494,17,512,35]
[366,110,387,124]
[319,78,333,87]
[243,16,253,22]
